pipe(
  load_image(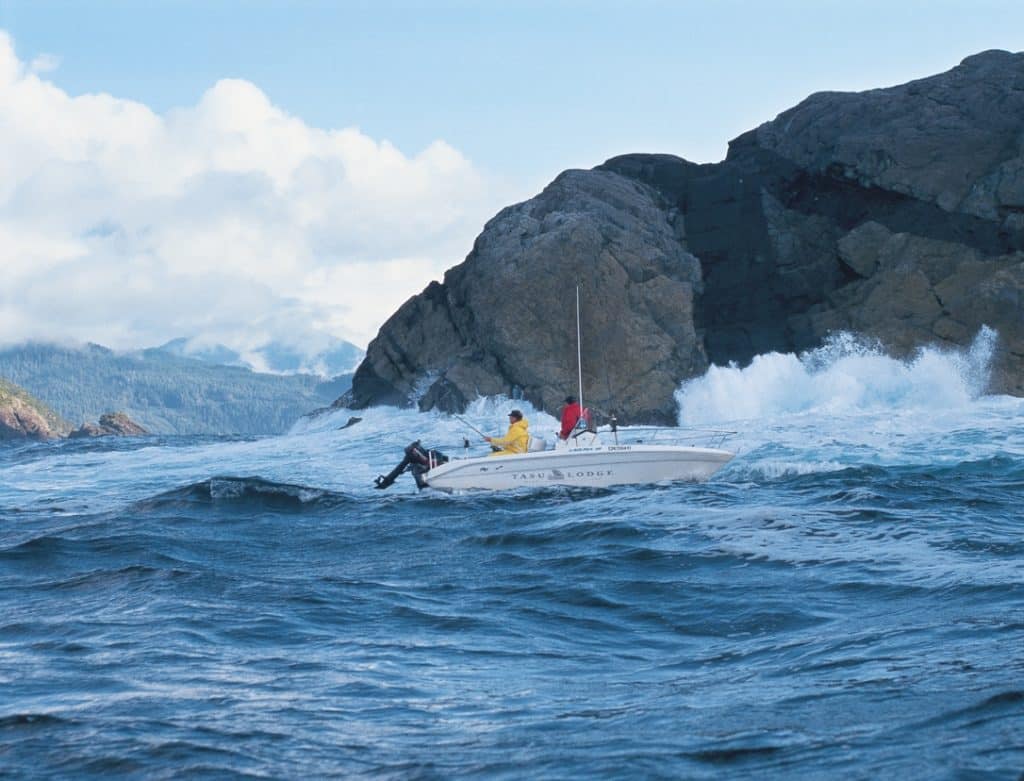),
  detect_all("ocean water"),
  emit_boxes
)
[2,331,1022,779]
